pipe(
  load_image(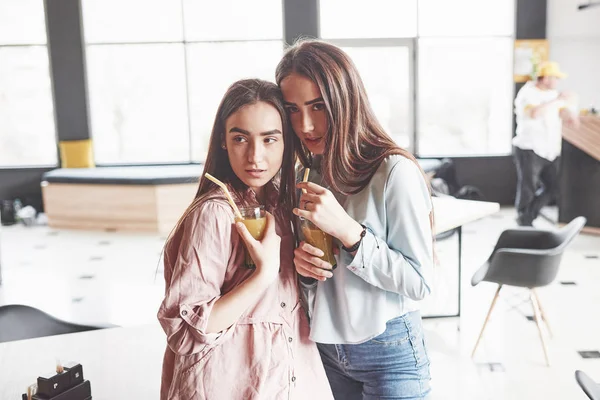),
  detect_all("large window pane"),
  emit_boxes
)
[186,41,283,161]
[183,0,283,41]
[418,38,513,156]
[320,0,417,39]
[0,0,47,45]
[0,47,56,166]
[419,0,515,37]
[82,0,183,44]
[341,46,411,149]
[87,44,190,164]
